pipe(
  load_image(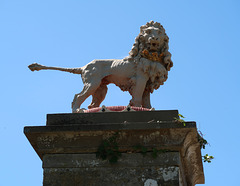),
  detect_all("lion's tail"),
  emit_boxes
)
[28,63,83,75]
